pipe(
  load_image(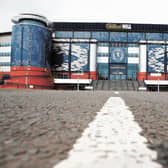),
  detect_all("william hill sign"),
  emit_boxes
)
[105,23,131,31]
